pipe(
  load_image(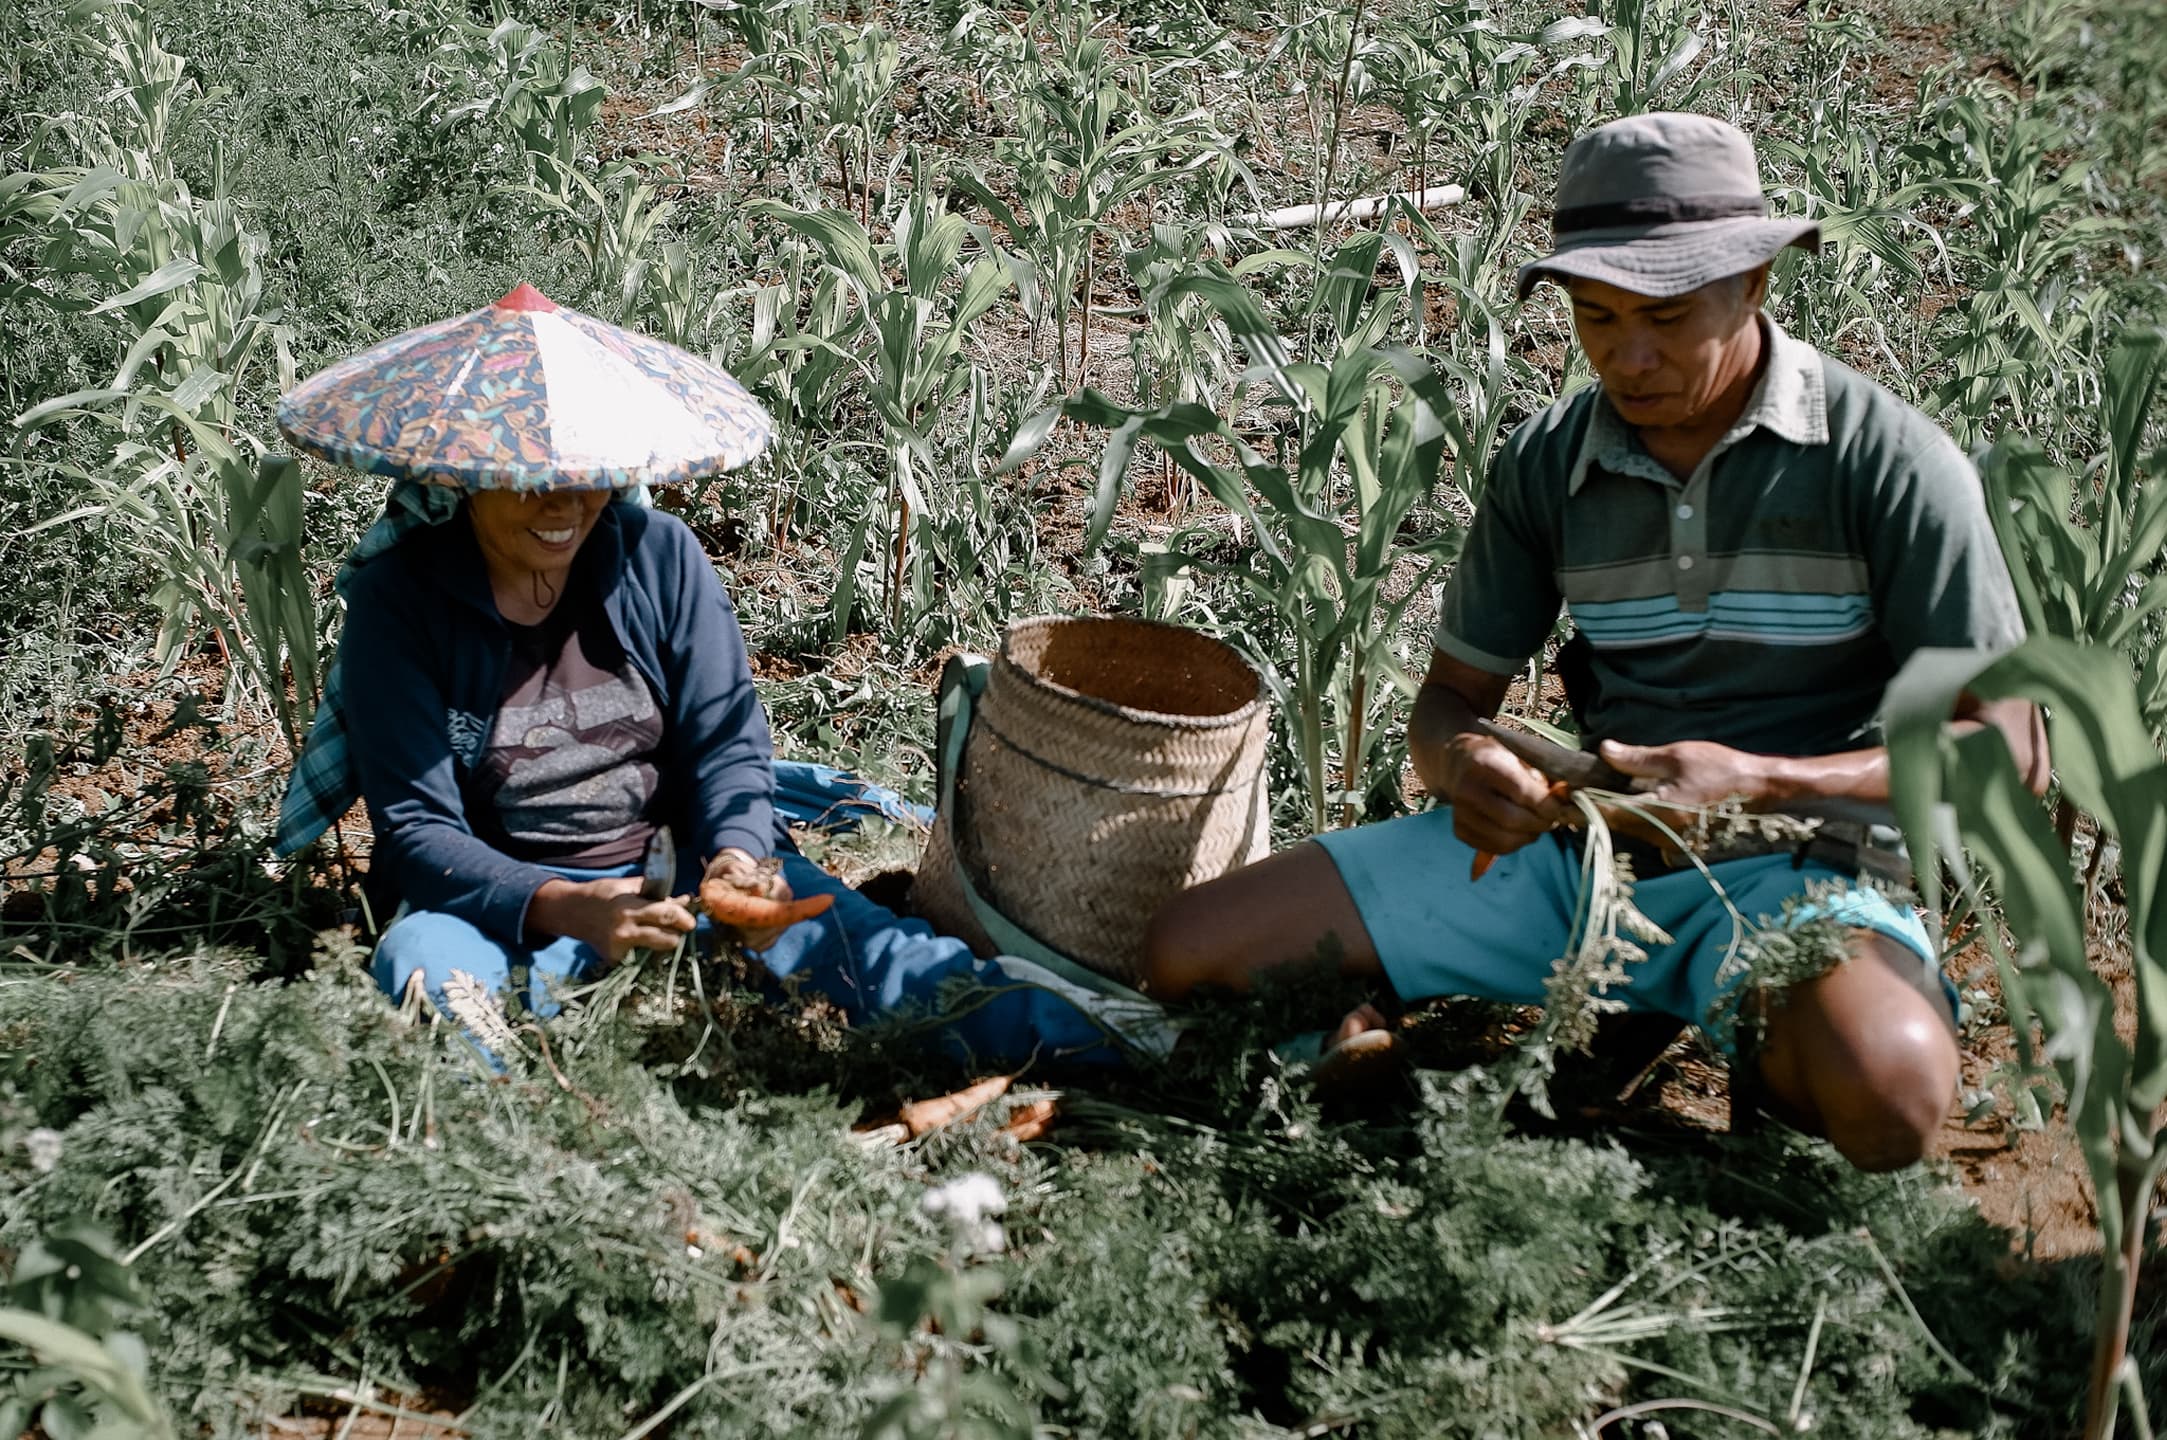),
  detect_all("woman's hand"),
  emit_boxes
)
[701,848,797,951]
[529,877,698,966]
